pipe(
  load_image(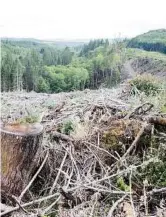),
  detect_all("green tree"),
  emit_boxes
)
[36,76,50,92]
[61,47,73,65]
